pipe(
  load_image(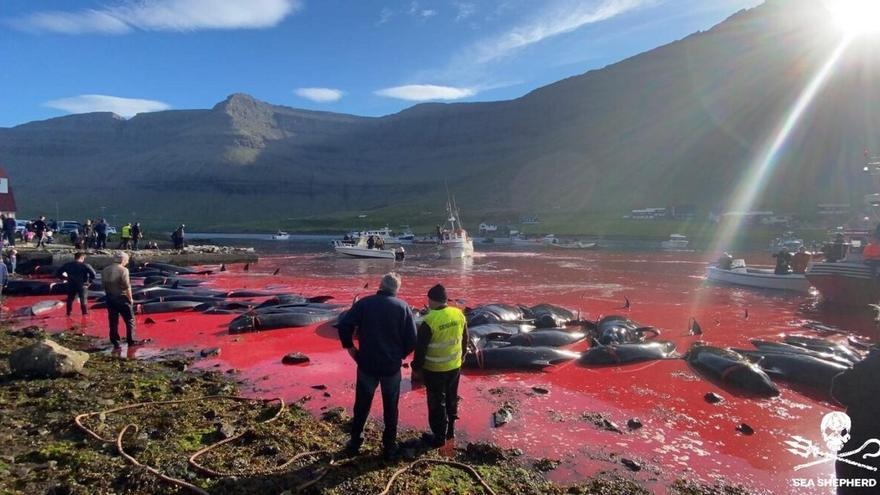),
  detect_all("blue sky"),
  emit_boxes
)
[0,0,763,127]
